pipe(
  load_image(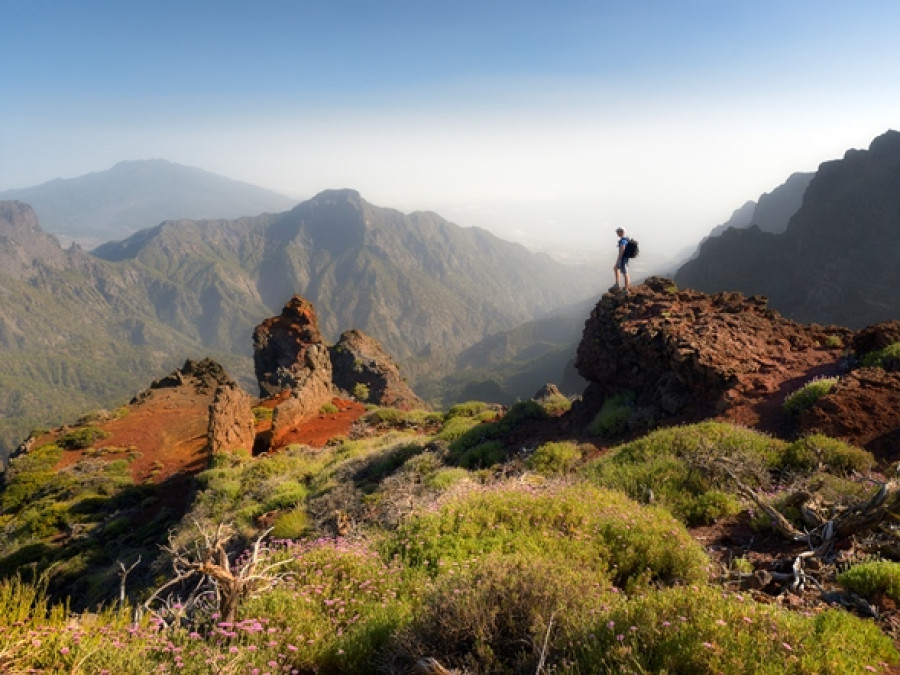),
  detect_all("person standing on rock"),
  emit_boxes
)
[612,227,630,293]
